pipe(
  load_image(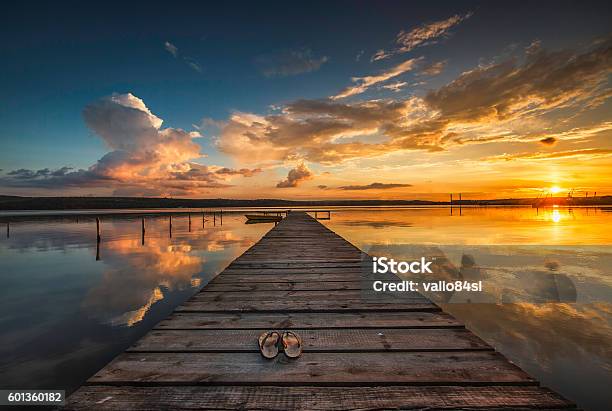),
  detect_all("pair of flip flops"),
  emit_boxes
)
[258,331,303,359]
